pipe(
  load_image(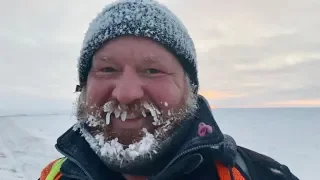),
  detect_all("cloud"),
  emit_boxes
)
[185,0,320,108]
[1,0,320,114]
